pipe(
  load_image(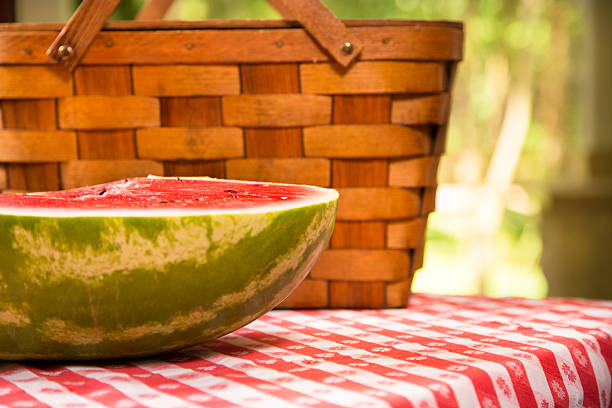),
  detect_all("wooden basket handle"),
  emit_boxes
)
[46,0,363,71]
